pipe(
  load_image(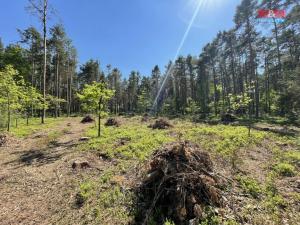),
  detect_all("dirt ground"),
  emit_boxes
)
[0,118,104,225]
[0,117,299,225]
